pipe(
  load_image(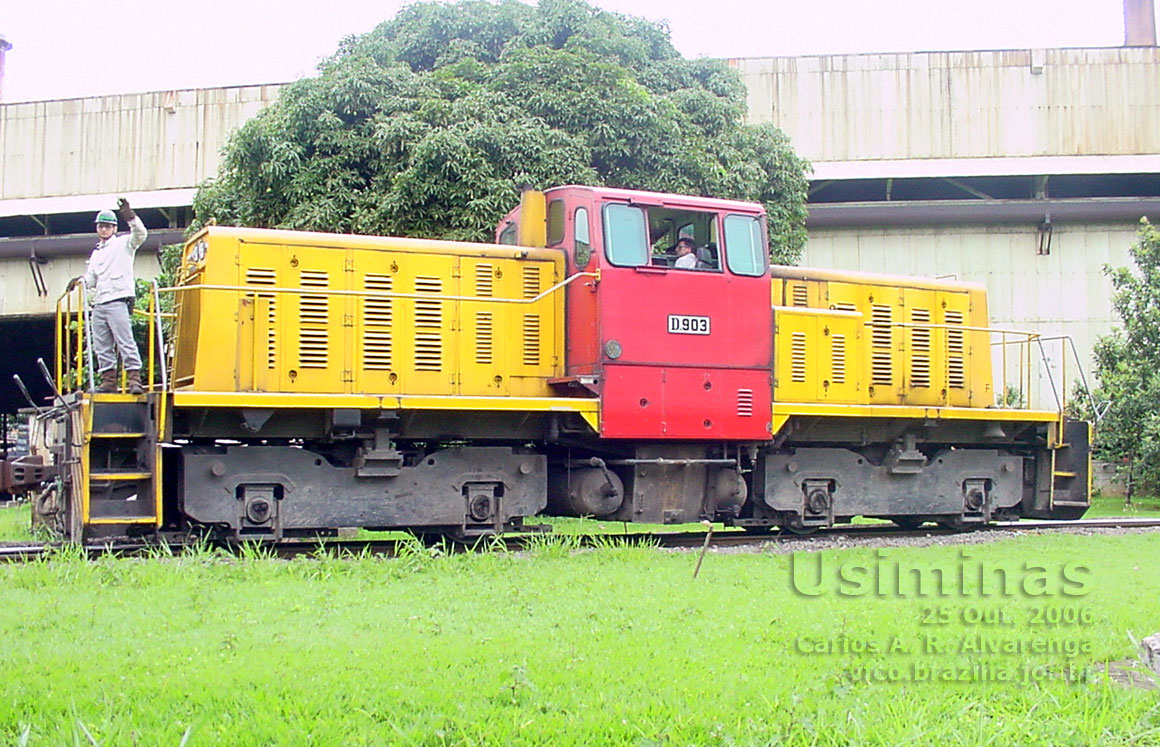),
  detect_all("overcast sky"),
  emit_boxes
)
[0,0,1147,103]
